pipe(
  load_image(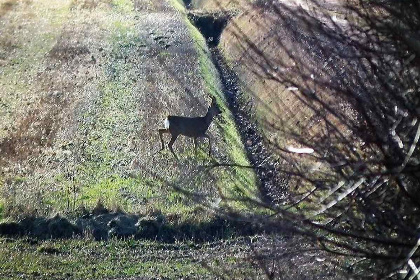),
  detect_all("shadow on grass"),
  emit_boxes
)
[0,208,268,242]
